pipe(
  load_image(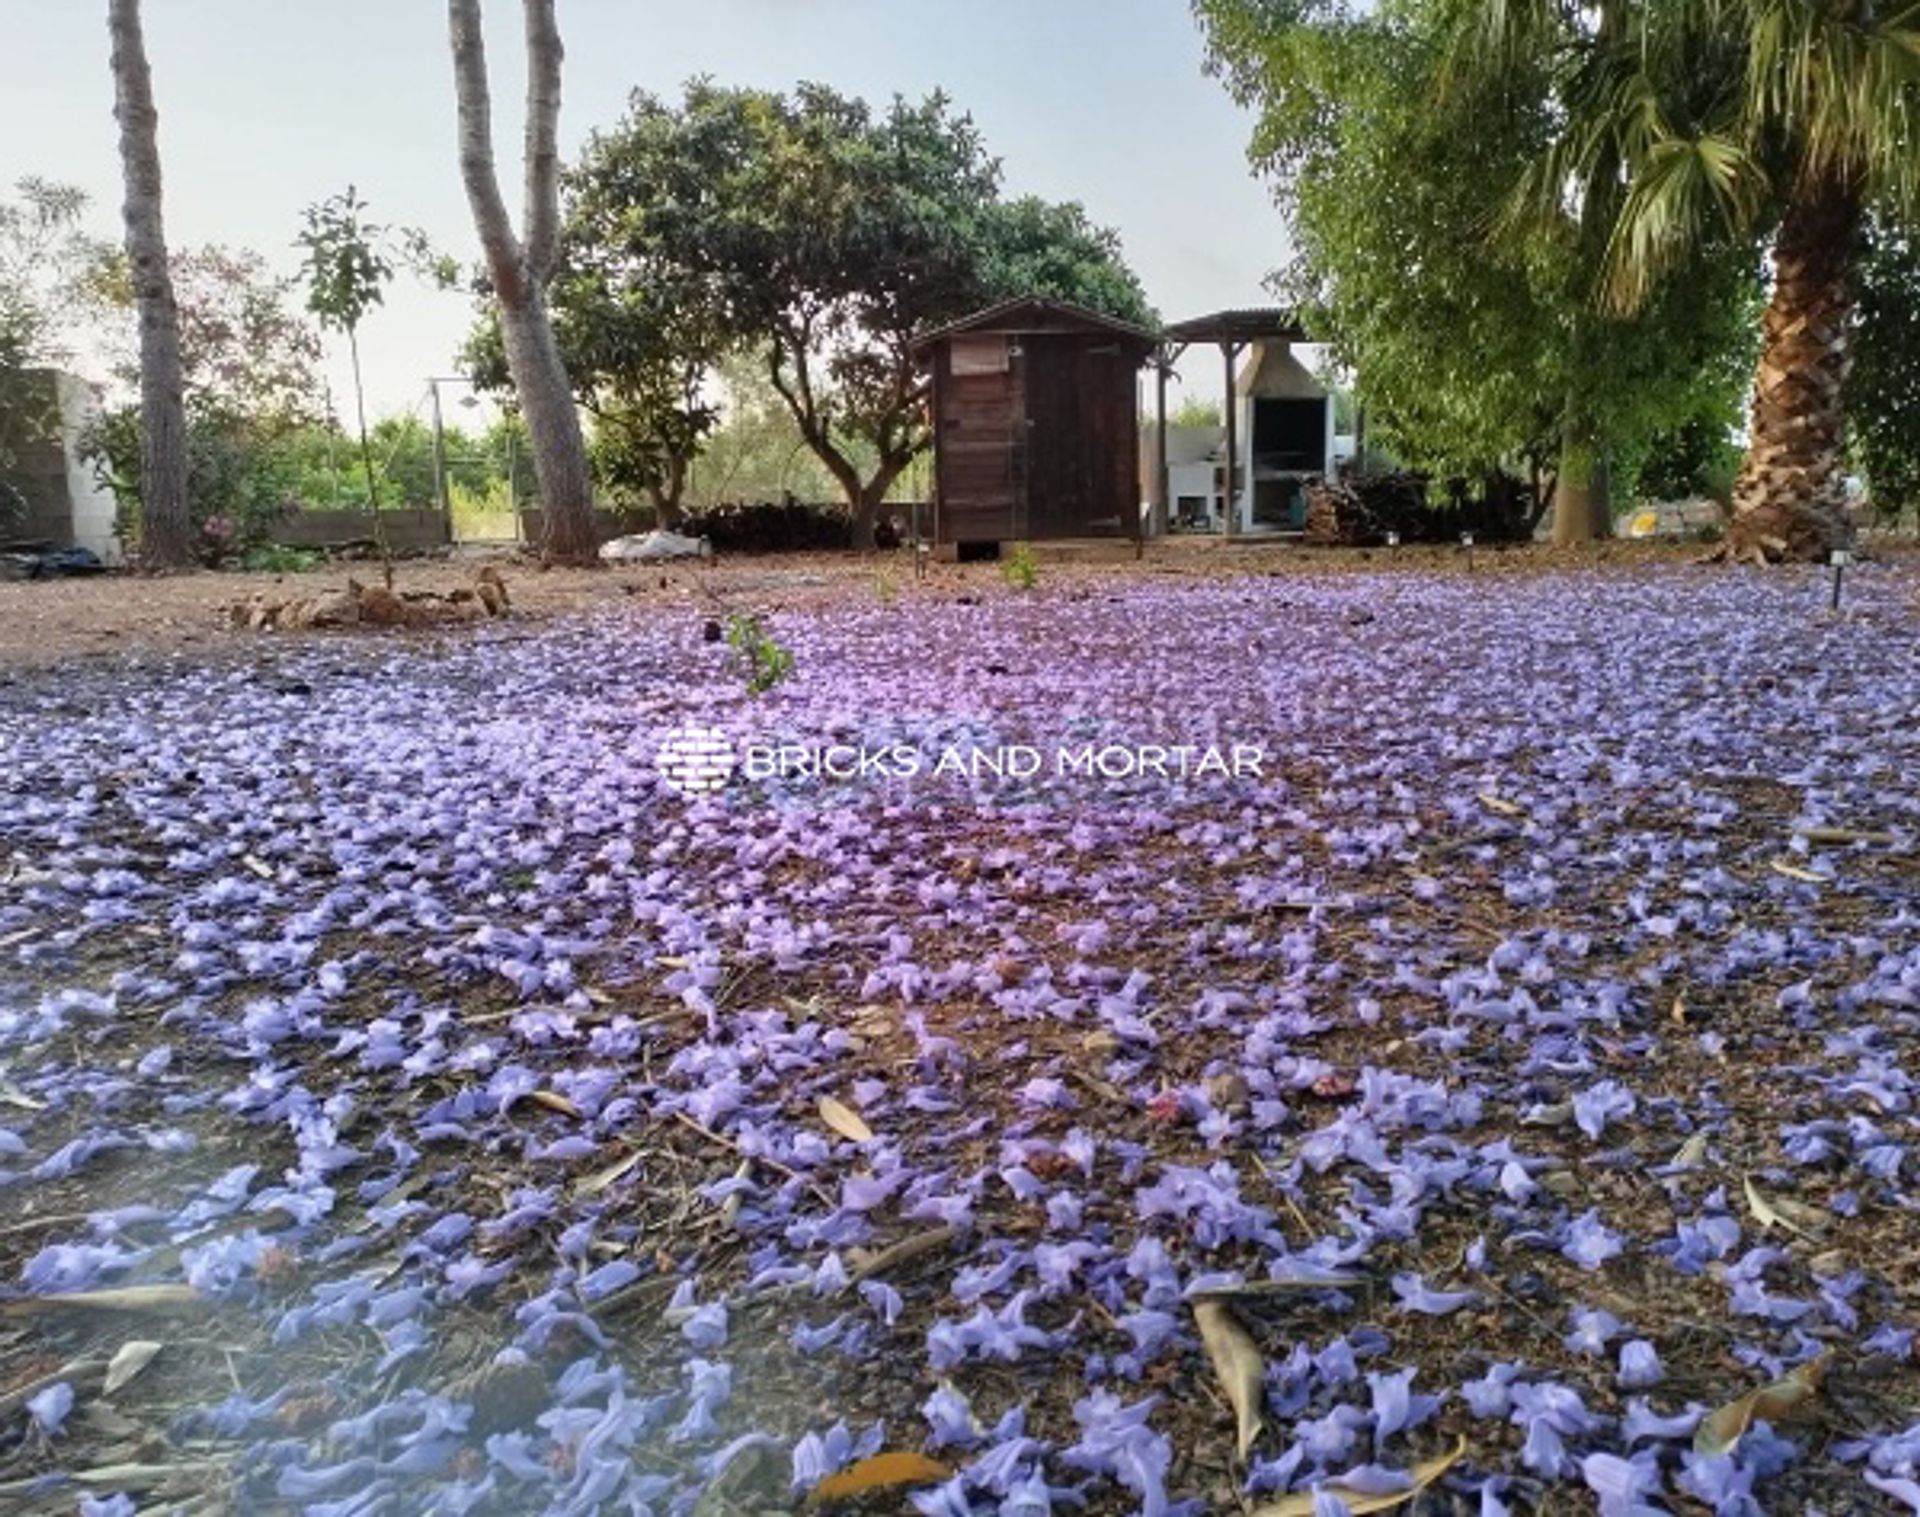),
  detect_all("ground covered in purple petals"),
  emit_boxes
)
[1,559,1918,1516]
